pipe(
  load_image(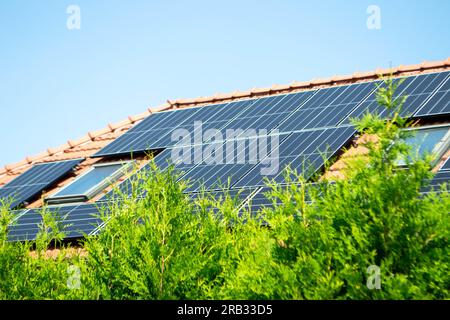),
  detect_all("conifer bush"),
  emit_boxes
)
[0,79,448,299]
